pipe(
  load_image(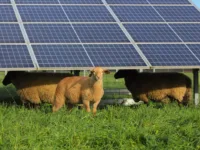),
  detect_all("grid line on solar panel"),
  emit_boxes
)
[111,6,164,22]
[0,0,10,4]
[60,0,102,4]
[0,45,34,68]
[187,44,200,61]
[15,0,102,4]
[170,24,200,42]
[0,6,17,22]
[148,0,190,4]
[18,5,115,22]
[63,6,115,22]
[124,24,181,43]
[32,45,93,67]
[154,6,200,22]
[24,24,79,43]
[106,0,190,4]
[0,24,25,43]
[106,0,148,4]
[18,6,68,22]
[84,44,146,66]
[73,24,129,43]
[138,44,200,66]
[15,0,59,4]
